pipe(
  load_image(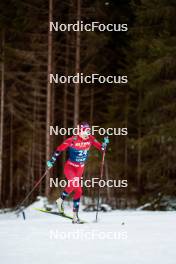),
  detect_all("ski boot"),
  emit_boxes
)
[56,198,64,214]
[72,212,81,224]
